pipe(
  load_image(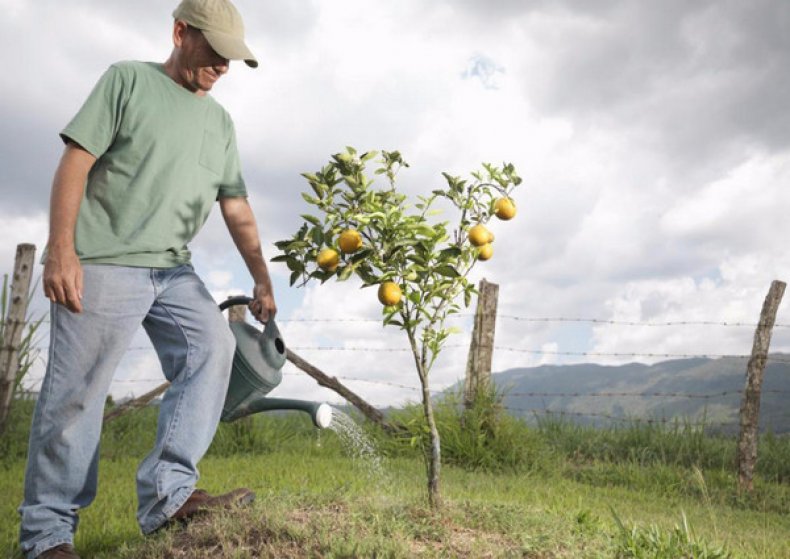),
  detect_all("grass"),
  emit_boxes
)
[2,399,789,557]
